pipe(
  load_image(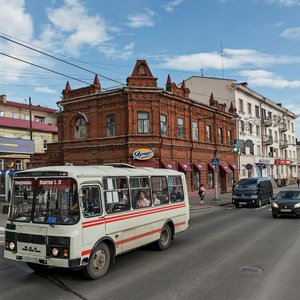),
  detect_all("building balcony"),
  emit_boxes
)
[263,117,272,127]
[279,139,288,148]
[279,122,288,132]
[263,135,273,145]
